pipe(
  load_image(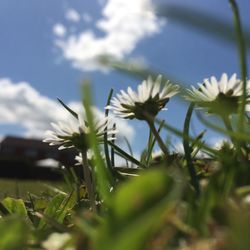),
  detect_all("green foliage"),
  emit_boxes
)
[37,191,76,229]
[0,216,30,250]
[93,169,184,250]
[1,197,27,216]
